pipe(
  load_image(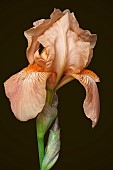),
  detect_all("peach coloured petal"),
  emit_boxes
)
[69,71,100,127]
[85,49,93,67]
[66,11,80,34]
[67,11,97,47]
[4,65,50,121]
[79,30,97,48]
[24,9,63,64]
[66,30,90,72]
[68,11,97,70]
[34,50,45,68]
[66,11,97,64]
[80,69,100,82]
[68,11,97,64]
[79,31,97,67]
[38,12,70,79]
[34,47,54,71]
[80,31,97,67]
[33,19,45,27]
